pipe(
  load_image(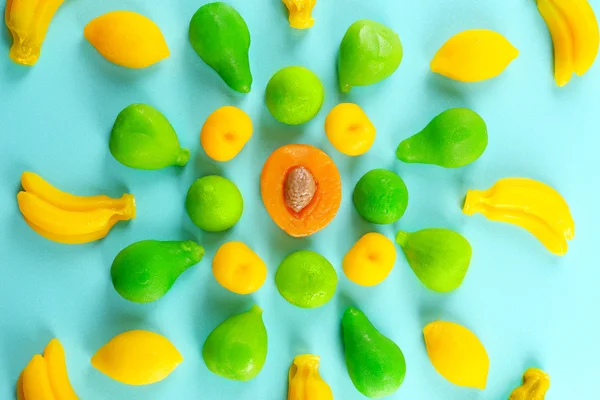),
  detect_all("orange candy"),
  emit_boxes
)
[201,106,253,162]
[325,103,376,156]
